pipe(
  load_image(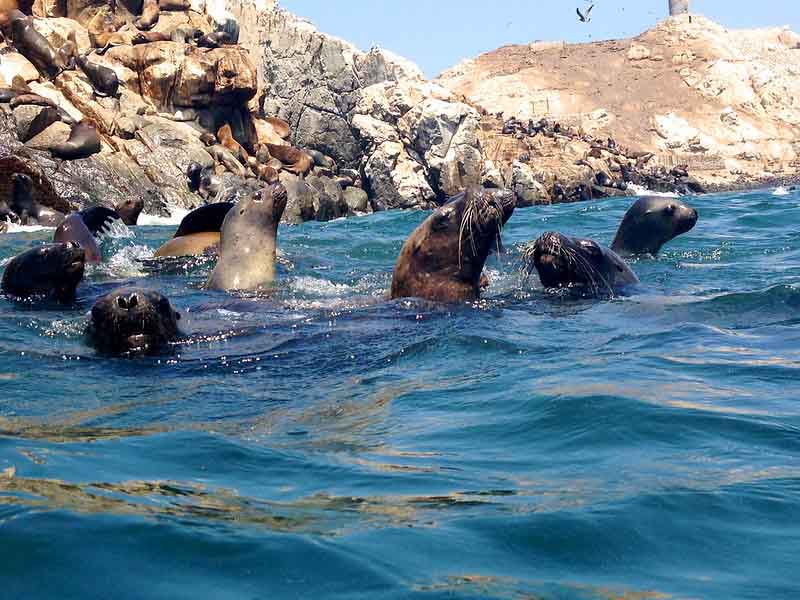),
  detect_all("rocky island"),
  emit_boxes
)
[1,0,798,226]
